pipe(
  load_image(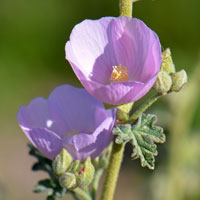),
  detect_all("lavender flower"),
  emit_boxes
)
[17,85,116,160]
[65,16,162,105]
